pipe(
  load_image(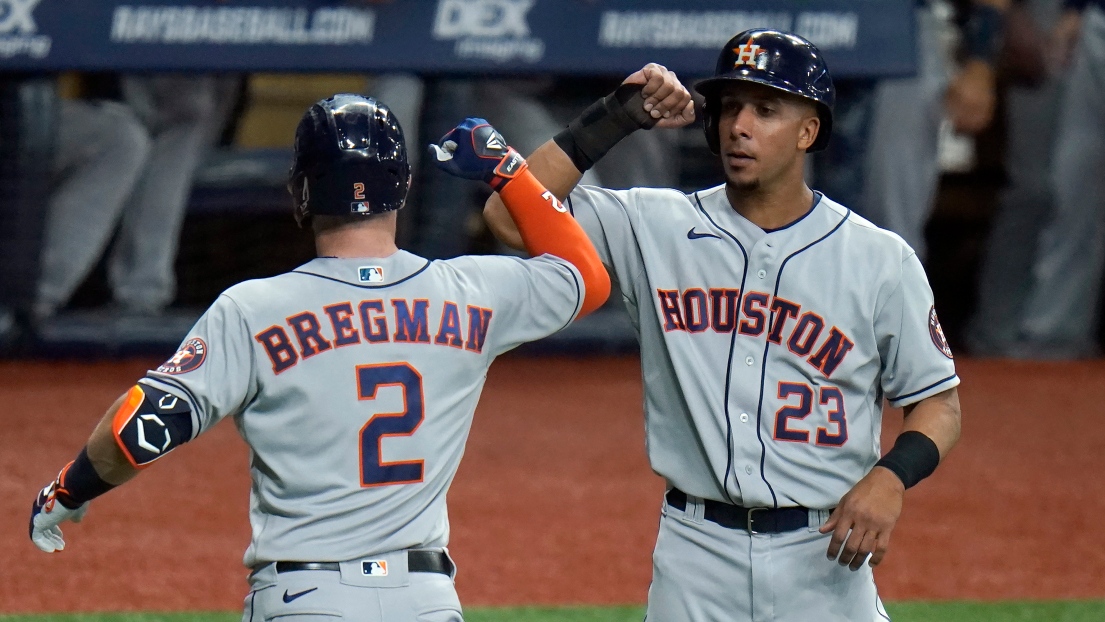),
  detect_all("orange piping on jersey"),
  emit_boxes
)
[497,168,610,318]
[111,385,150,469]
